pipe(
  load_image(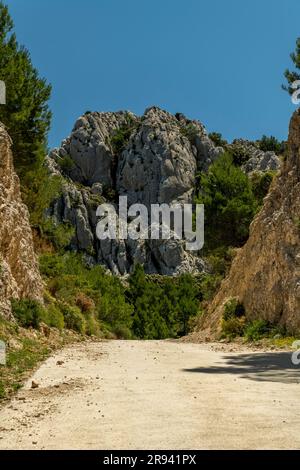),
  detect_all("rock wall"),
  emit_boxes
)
[0,124,43,318]
[195,110,300,337]
[46,107,222,275]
